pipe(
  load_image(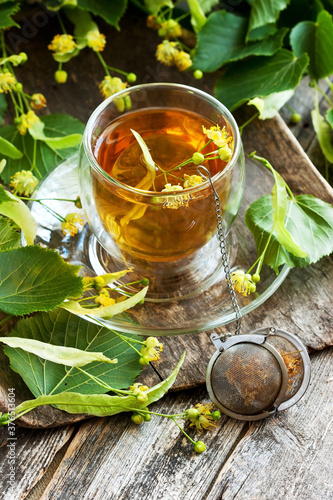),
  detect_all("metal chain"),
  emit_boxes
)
[197,166,242,335]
